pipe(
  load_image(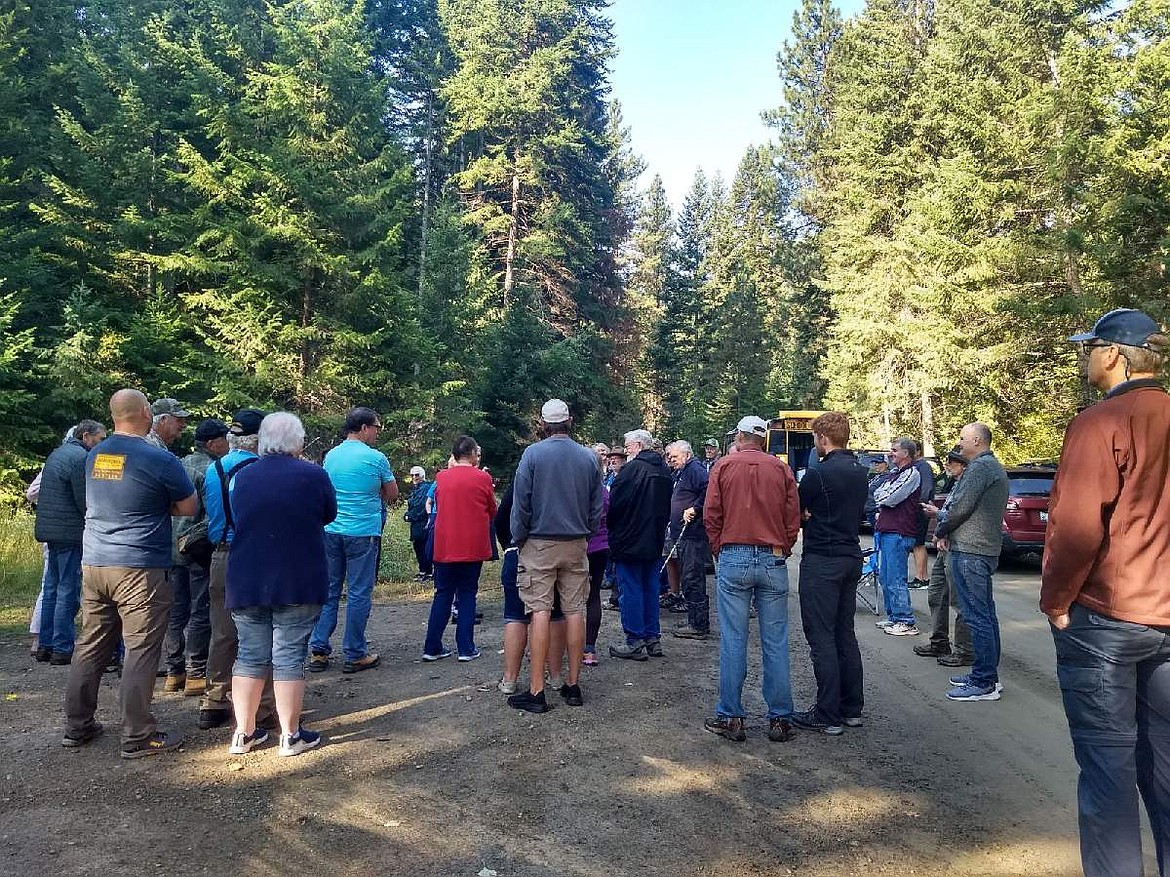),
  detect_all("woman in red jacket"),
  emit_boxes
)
[422,436,497,661]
